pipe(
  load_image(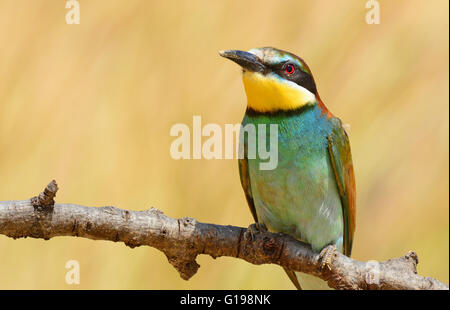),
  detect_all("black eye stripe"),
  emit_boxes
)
[294,73,317,94]
[267,62,317,94]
